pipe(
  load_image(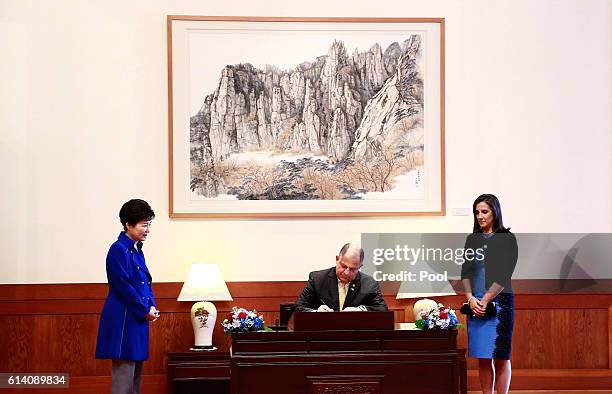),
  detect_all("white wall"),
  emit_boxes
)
[1,0,611,284]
